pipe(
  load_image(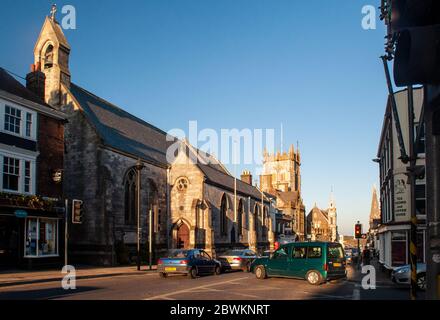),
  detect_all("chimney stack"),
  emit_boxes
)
[26,63,46,101]
[241,170,253,185]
